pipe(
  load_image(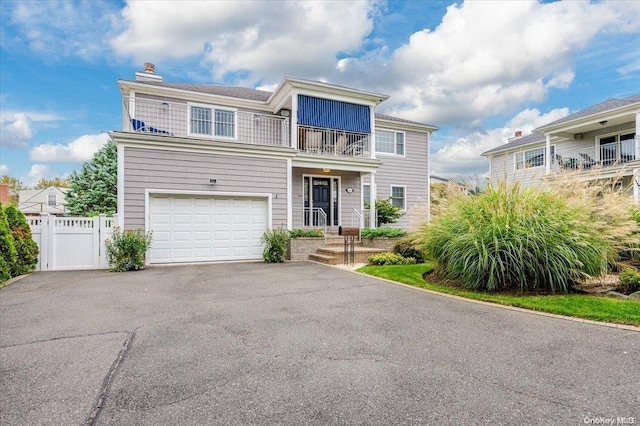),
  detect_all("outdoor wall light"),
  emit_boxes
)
[599,120,608,126]
[209,179,217,184]
[322,168,331,173]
